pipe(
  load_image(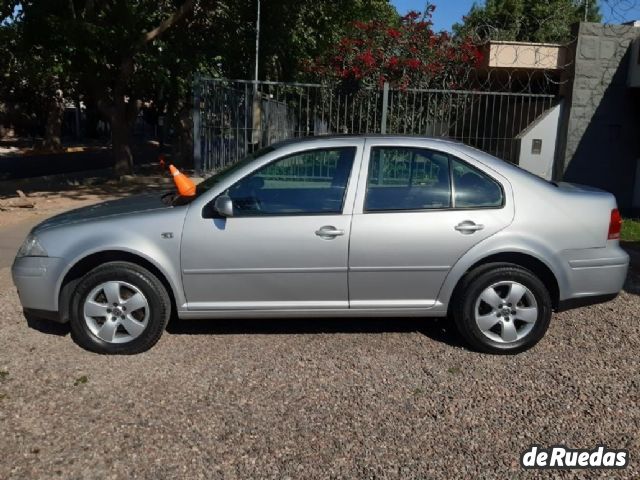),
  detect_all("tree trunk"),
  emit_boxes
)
[170,97,193,168]
[100,0,197,176]
[111,113,133,176]
[109,89,141,176]
[43,91,64,151]
[177,104,193,167]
